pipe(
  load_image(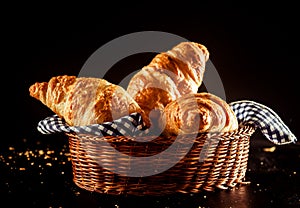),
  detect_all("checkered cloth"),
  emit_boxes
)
[37,100,296,145]
[37,112,149,137]
[229,100,296,145]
